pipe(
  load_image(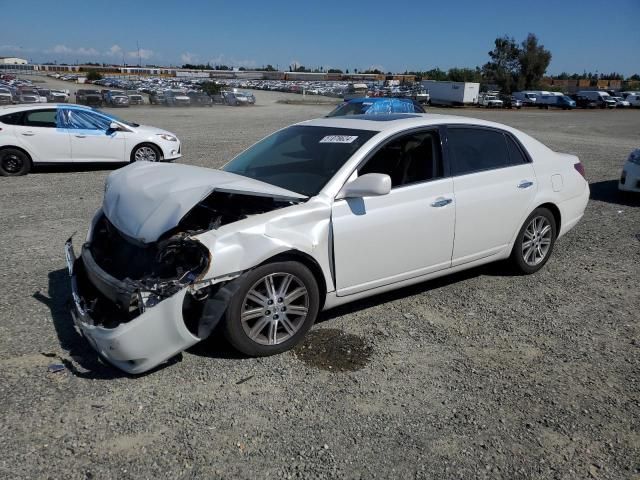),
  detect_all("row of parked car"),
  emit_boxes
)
[74,88,256,107]
[512,90,640,109]
[0,76,70,105]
